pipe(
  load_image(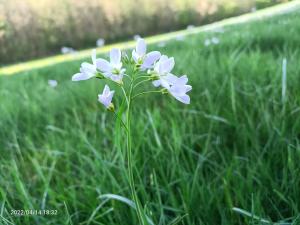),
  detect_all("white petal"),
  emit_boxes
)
[165,74,179,85]
[175,94,190,104]
[159,55,168,63]
[72,73,94,81]
[132,50,139,63]
[96,59,111,73]
[103,72,112,78]
[110,74,123,82]
[81,62,95,70]
[81,62,96,74]
[110,48,121,66]
[169,84,188,95]
[136,38,146,56]
[178,75,188,85]
[159,57,175,74]
[142,51,161,69]
[160,78,171,89]
[185,85,192,92]
[103,85,110,95]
